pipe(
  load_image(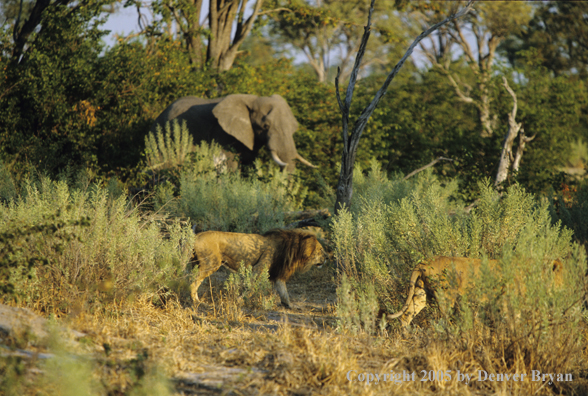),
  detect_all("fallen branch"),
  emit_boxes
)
[286,210,330,229]
[284,209,330,222]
